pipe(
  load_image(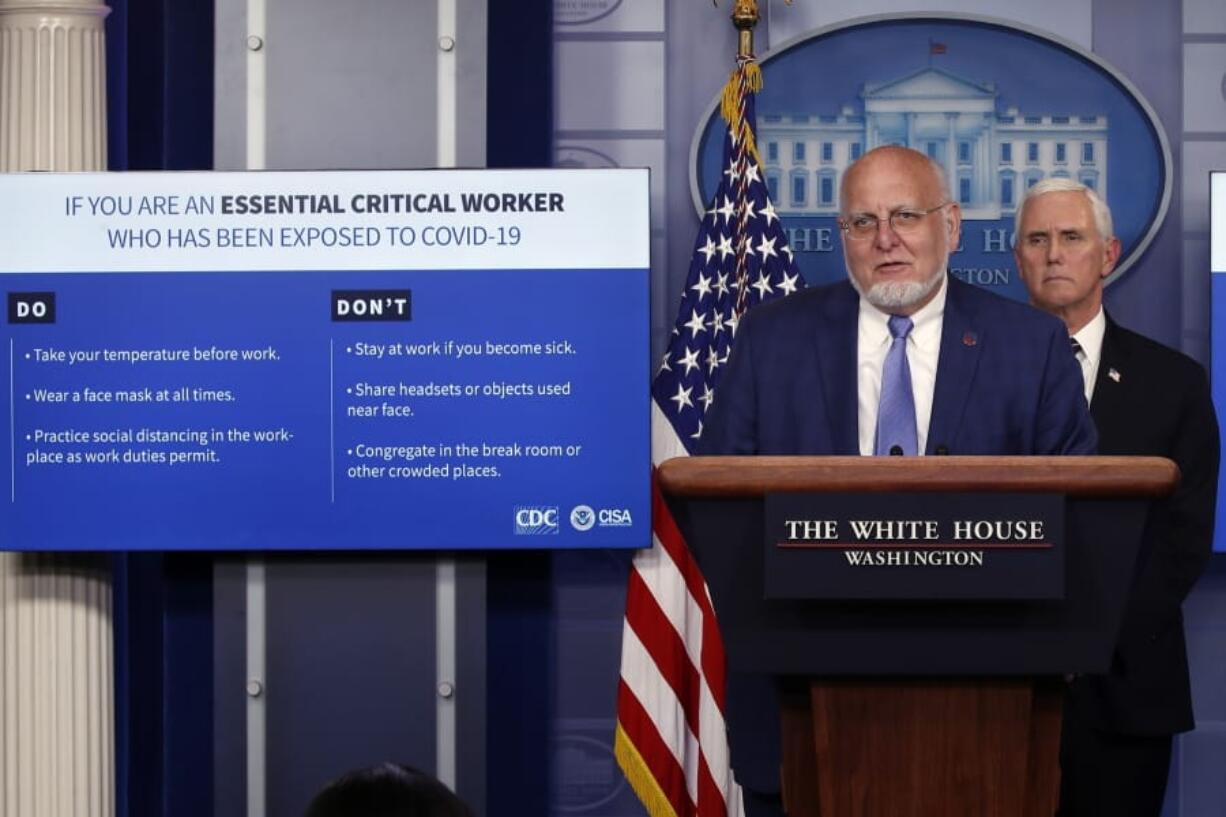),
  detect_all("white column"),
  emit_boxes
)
[984,114,997,208]
[975,125,987,205]
[0,2,114,817]
[0,0,109,171]
[945,113,958,200]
